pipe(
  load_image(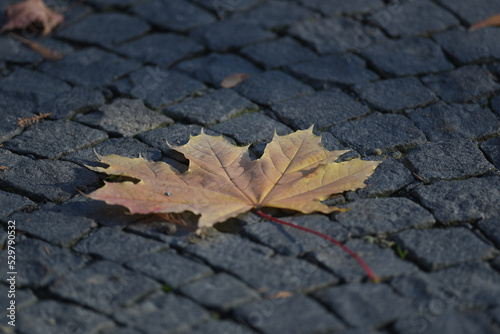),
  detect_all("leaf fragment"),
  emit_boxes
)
[469,13,500,31]
[1,0,64,36]
[220,73,251,88]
